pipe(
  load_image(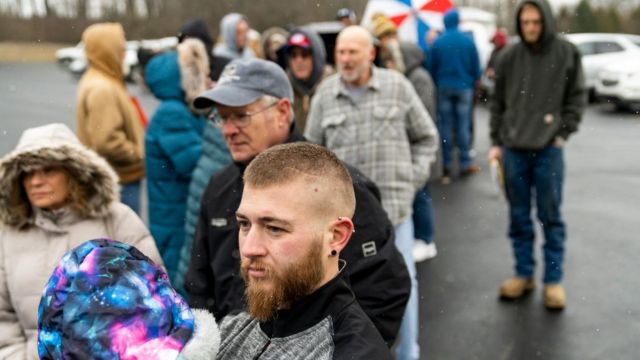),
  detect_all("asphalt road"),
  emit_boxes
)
[2,63,640,359]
